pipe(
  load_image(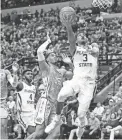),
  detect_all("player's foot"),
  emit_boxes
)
[45,115,60,134]
[17,134,22,139]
